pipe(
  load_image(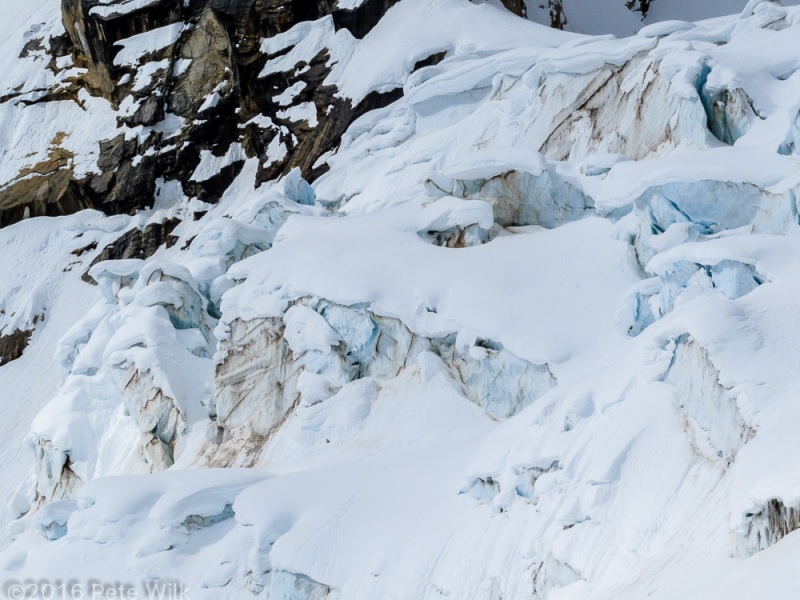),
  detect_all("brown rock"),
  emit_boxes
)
[0,327,34,366]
